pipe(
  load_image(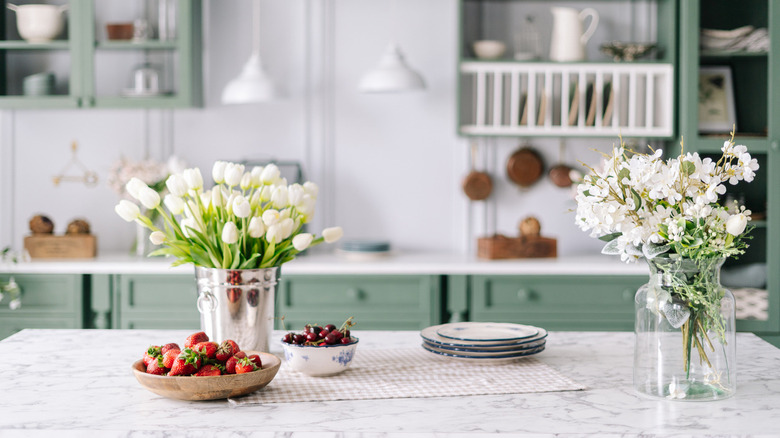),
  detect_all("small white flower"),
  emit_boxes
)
[212,161,228,184]
[726,213,748,236]
[260,185,273,202]
[303,181,319,198]
[322,226,343,243]
[279,217,295,239]
[240,172,253,190]
[248,216,265,238]
[233,195,251,218]
[115,200,141,222]
[182,168,203,191]
[288,184,305,206]
[149,231,166,245]
[163,194,185,215]
[165,174,188,197]
[260,164,280,184]
[250,166,264,187]
[211,187,226,208]
[138,186,161,209]
[125,177,148,200]
[293,233,313,251]
[222,221,239,244]
[271,186,289,209]
[266,224,283,244]
[224,163,245,187]
[262,209,280,227]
